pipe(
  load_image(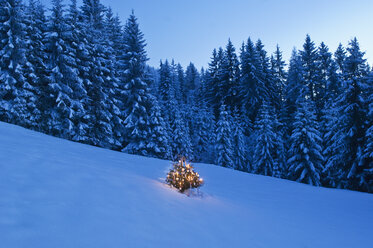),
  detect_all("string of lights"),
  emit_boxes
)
[166,157,204,192]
